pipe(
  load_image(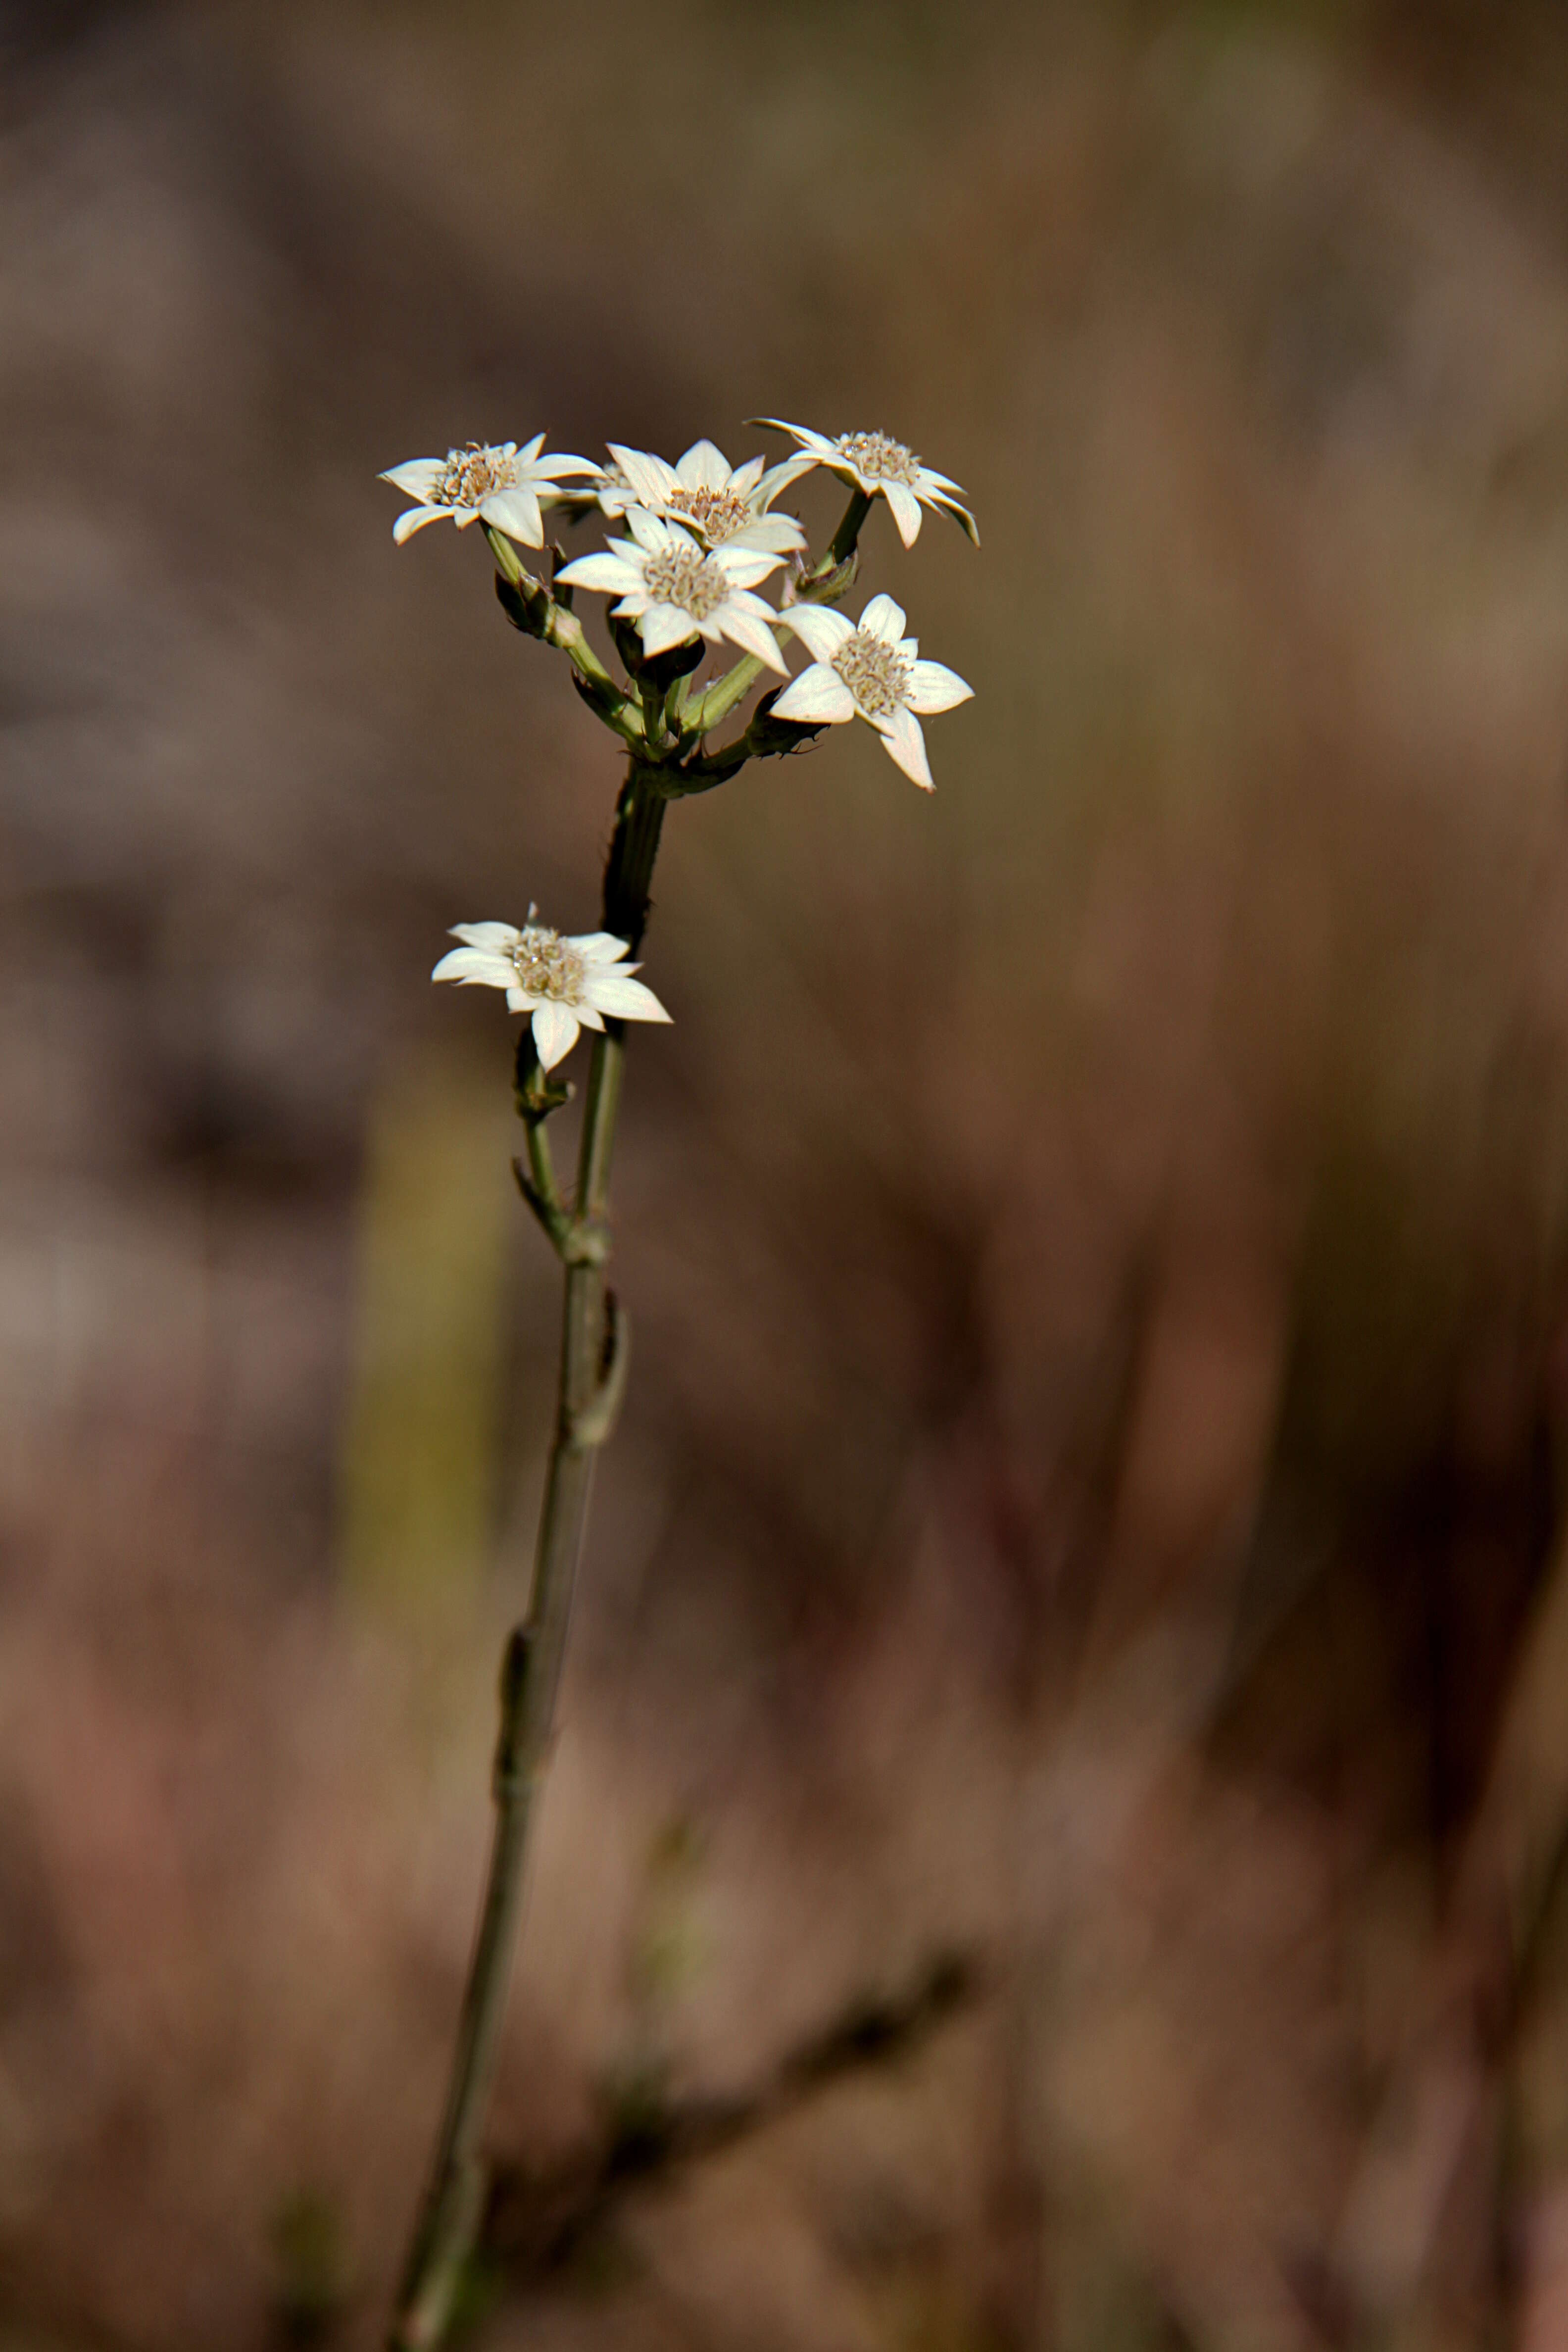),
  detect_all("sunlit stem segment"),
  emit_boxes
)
[484,525,643,742]
[821,486,872,573]
[389,763,667,2352]
[690,651,768,737]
